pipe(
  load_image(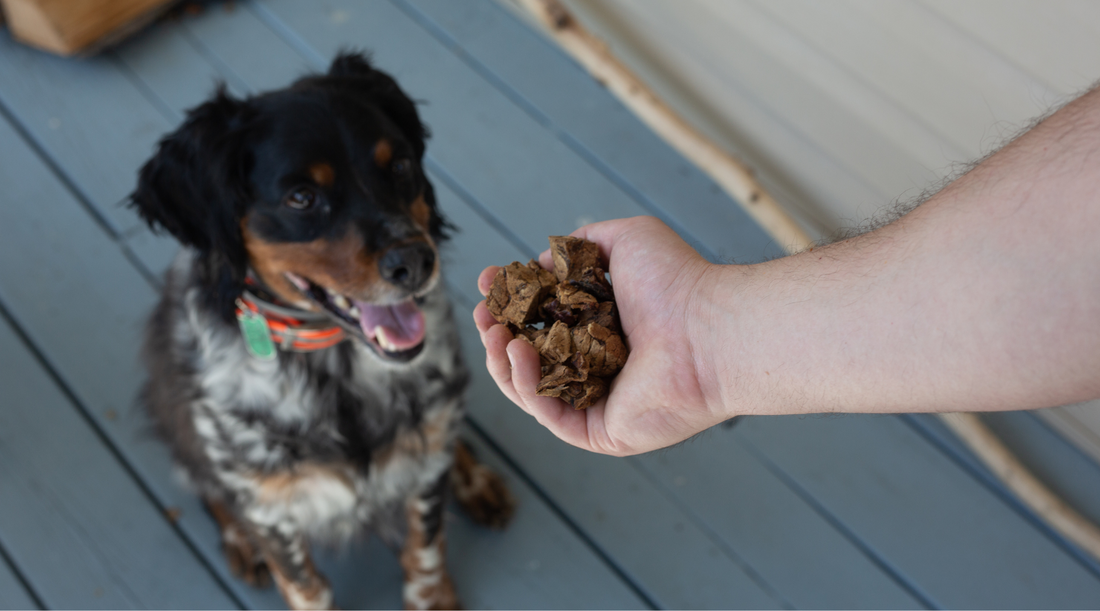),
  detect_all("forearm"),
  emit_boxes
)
[696,86,1100,418]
